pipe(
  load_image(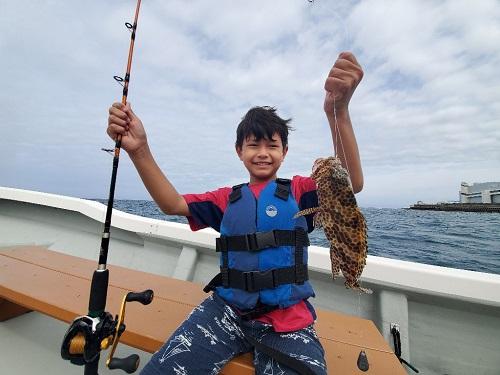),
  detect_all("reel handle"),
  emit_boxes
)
[105,289,154,372]
[126,289,154,305]
[108,354,140,373]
